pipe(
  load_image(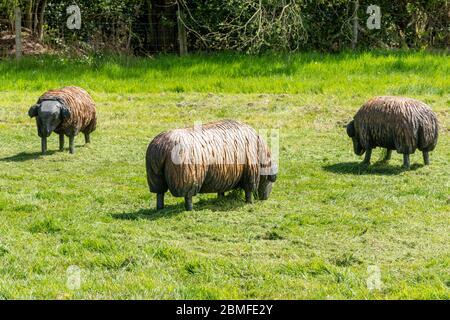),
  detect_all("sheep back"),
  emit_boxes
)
[354,96,438,154]
[146,120,272,197]
[38,86,97,136]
